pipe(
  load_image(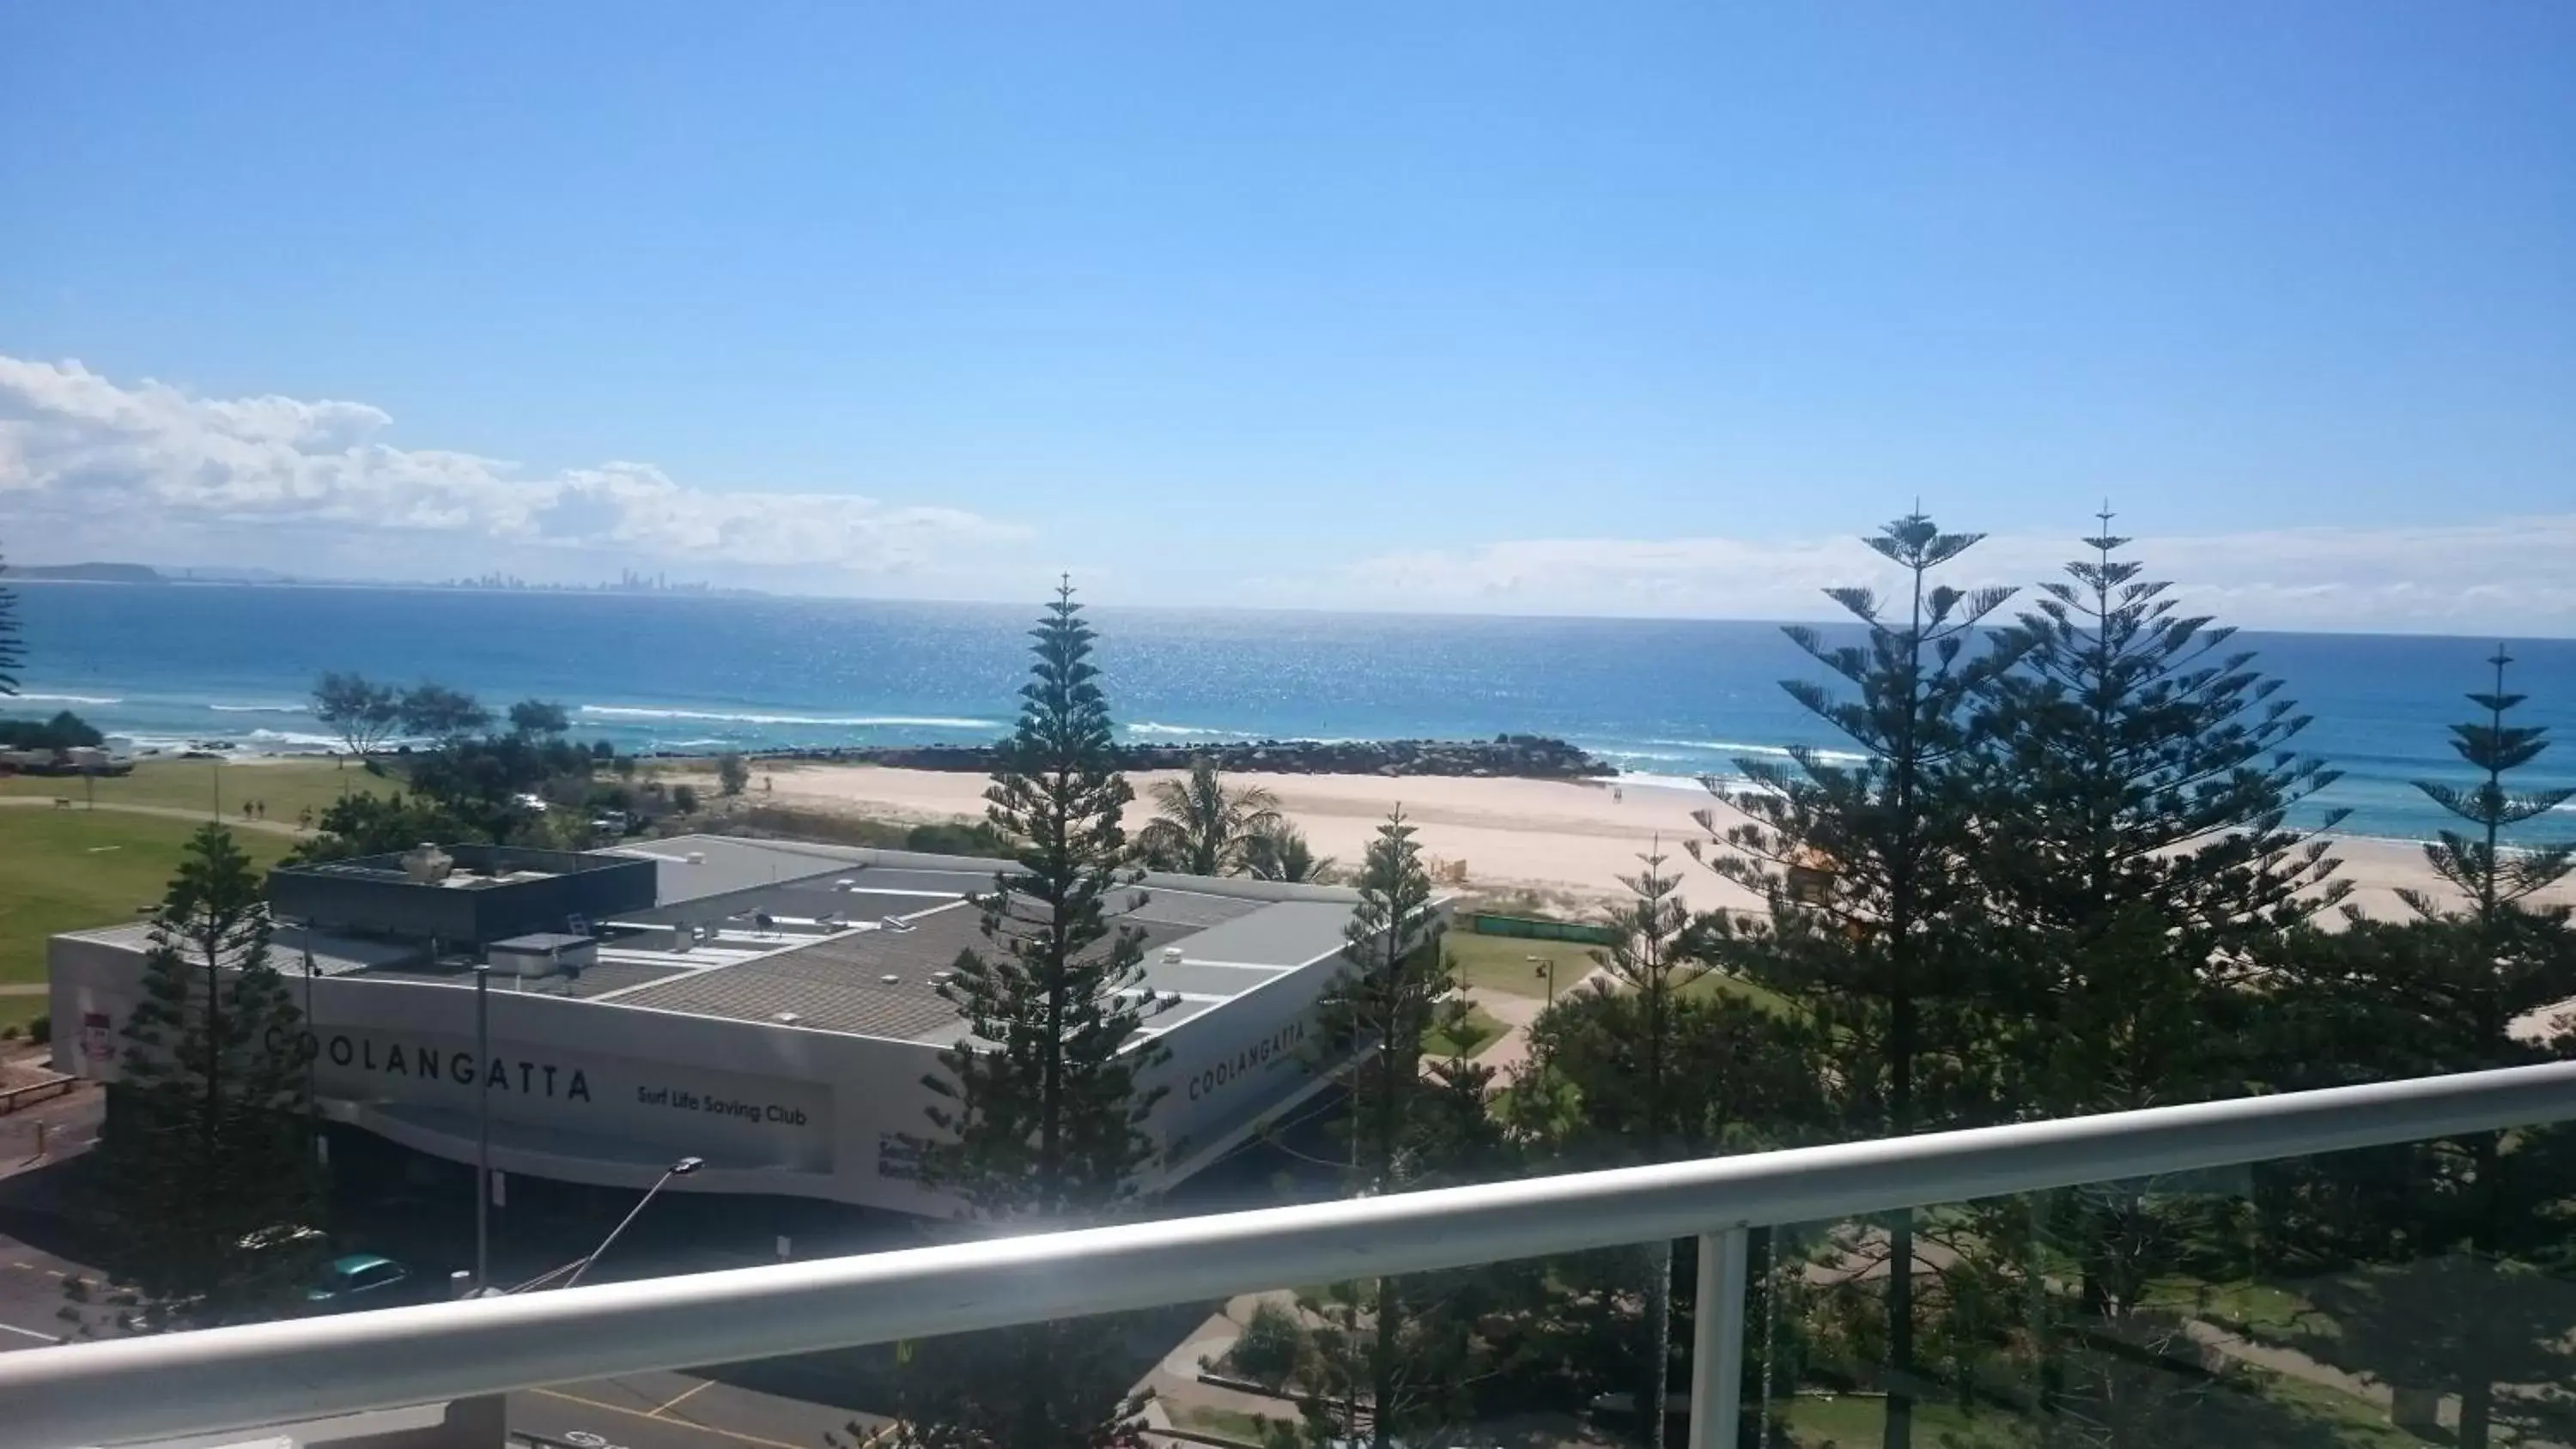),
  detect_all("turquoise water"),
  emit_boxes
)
[8,582,2573,842]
